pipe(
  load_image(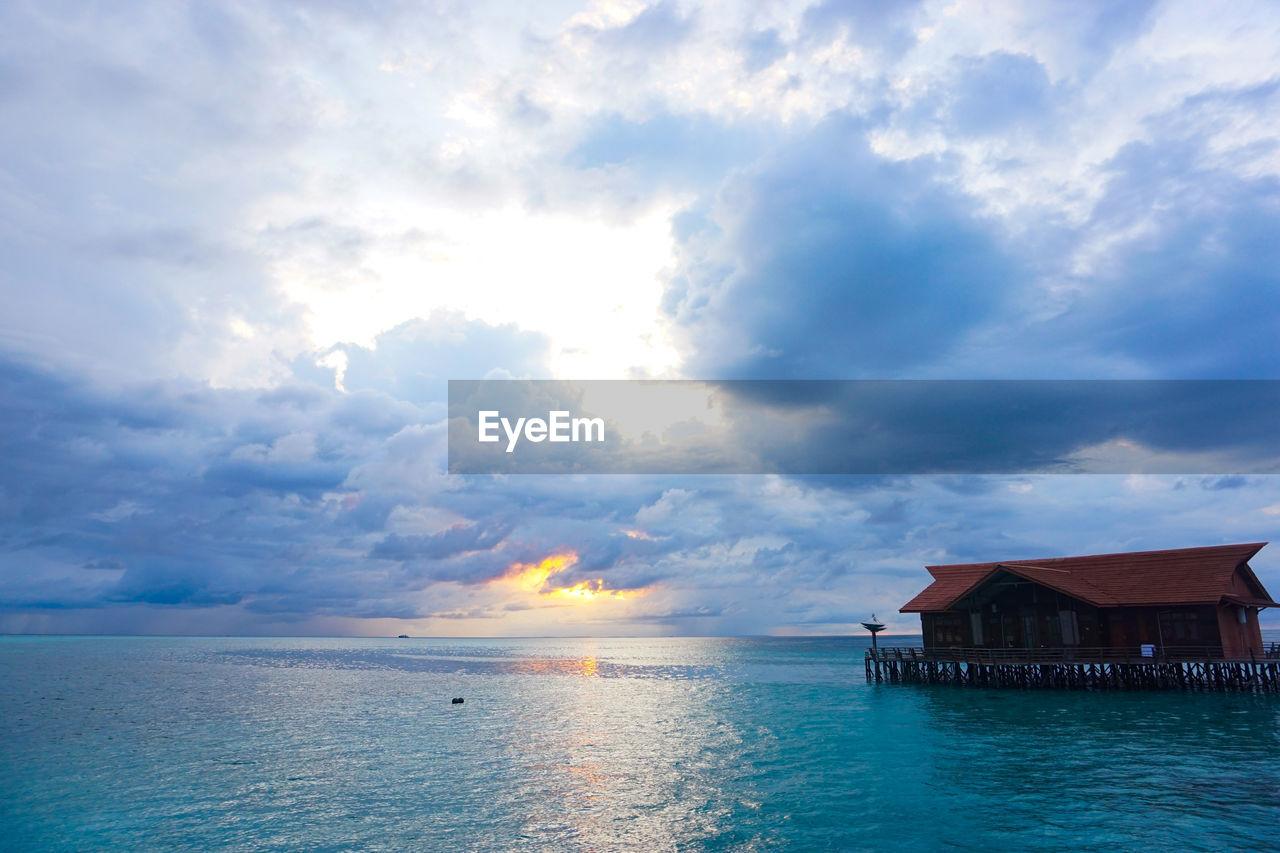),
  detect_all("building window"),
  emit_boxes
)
[1158,610,1203,643]
[933,613,965,646]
